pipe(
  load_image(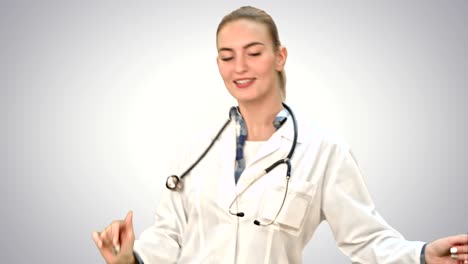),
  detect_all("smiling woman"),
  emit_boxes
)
[216,6,287,103]
[92,6,468,264]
